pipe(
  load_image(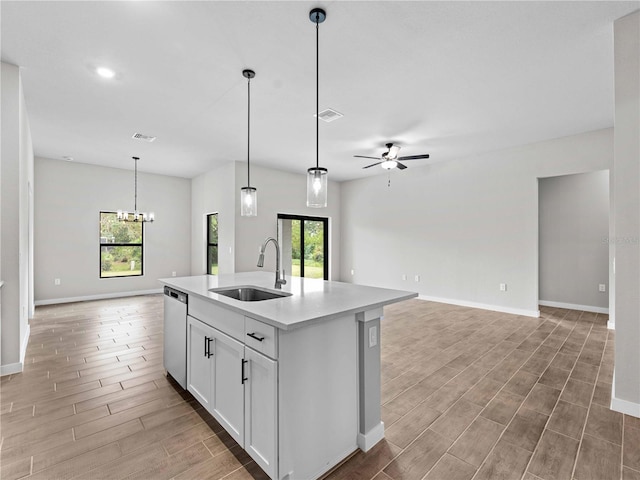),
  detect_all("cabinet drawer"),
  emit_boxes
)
[244,317,278,359]
[188,296,244,342]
